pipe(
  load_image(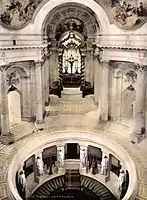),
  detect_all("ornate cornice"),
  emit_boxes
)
[0,44,47,51]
